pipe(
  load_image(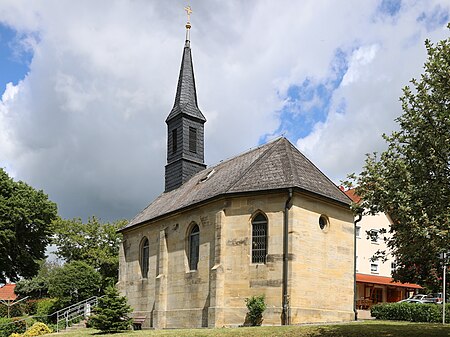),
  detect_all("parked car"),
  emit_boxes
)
[397,294,442,304]
[398,294,428,303]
